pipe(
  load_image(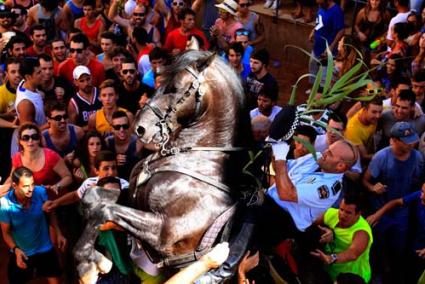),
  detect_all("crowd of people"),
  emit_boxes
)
[0,0,424,283]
